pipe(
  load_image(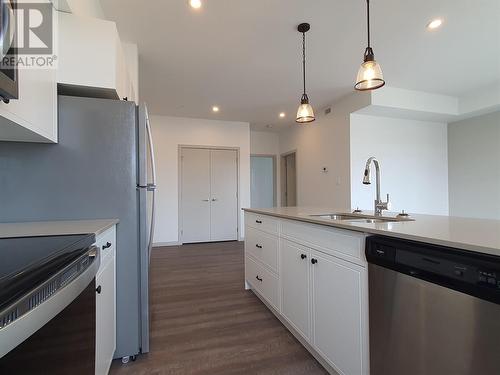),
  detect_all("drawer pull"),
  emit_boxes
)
[301,254,307,260]
[311,258,318,265]
[256,275,263,282]
[256,244,263,249]
[255,220,262,224]
[102,242,112,250]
